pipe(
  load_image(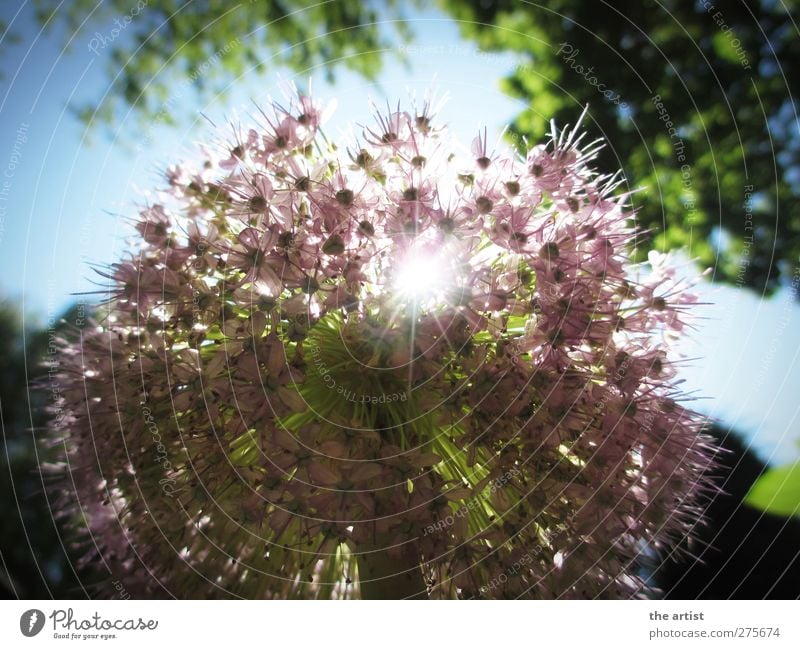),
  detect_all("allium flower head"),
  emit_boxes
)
[50,89,716,599]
